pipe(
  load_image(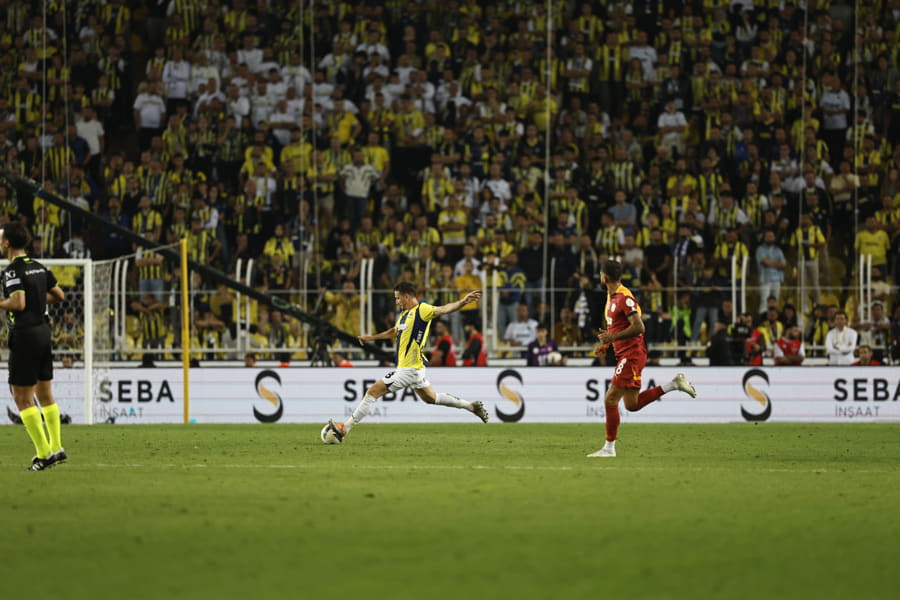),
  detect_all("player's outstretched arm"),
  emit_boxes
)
[358,327,397,345]
[433,289,481,317]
